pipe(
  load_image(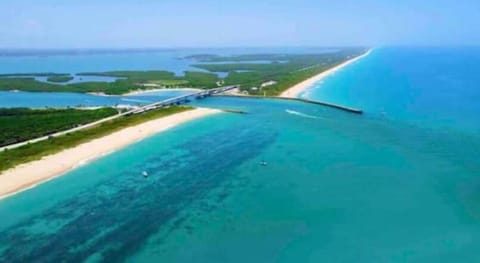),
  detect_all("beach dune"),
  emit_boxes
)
[0,108,221,200]
[280,49,372,98]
